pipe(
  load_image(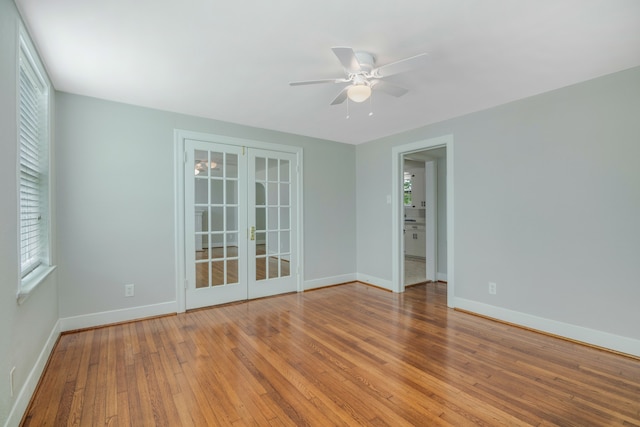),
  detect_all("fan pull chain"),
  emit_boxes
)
[369,94,373,117]
[346,98,350,119]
